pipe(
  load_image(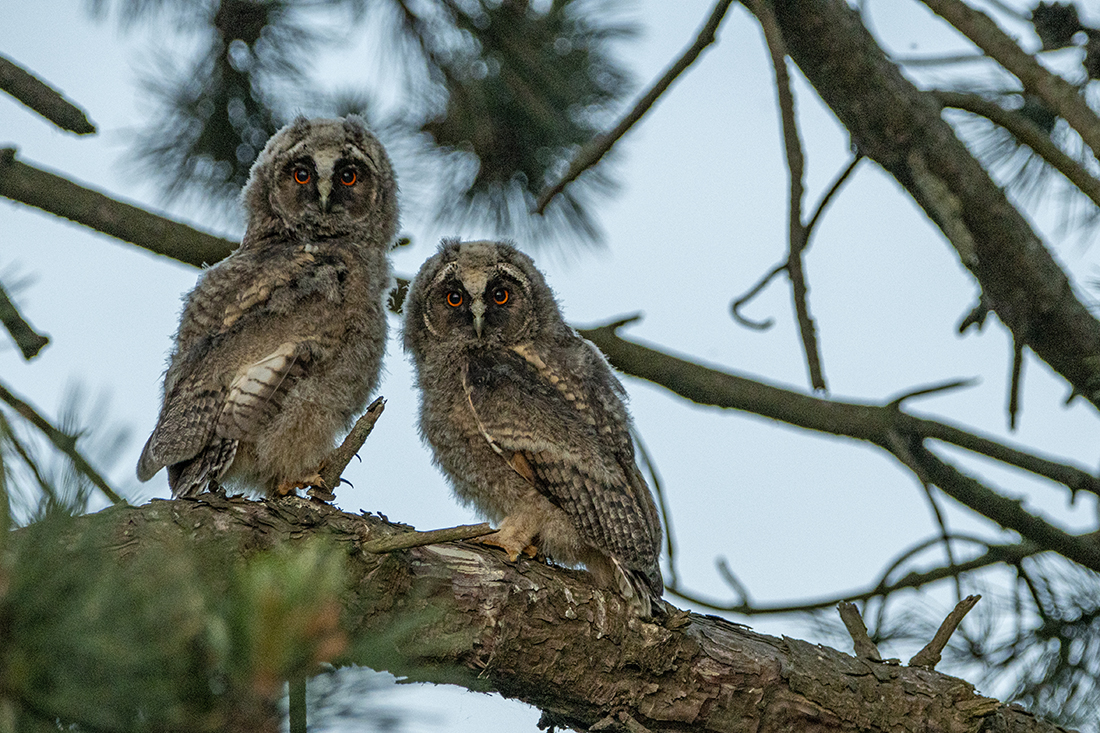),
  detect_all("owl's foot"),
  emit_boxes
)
[274,473,328,498]
[474,530,538,563]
